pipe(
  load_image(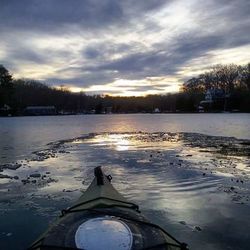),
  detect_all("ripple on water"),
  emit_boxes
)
[1,132,250,250]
